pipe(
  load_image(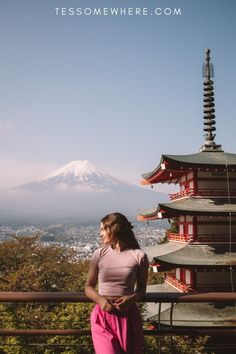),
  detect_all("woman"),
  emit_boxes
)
[85,212,149,354]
